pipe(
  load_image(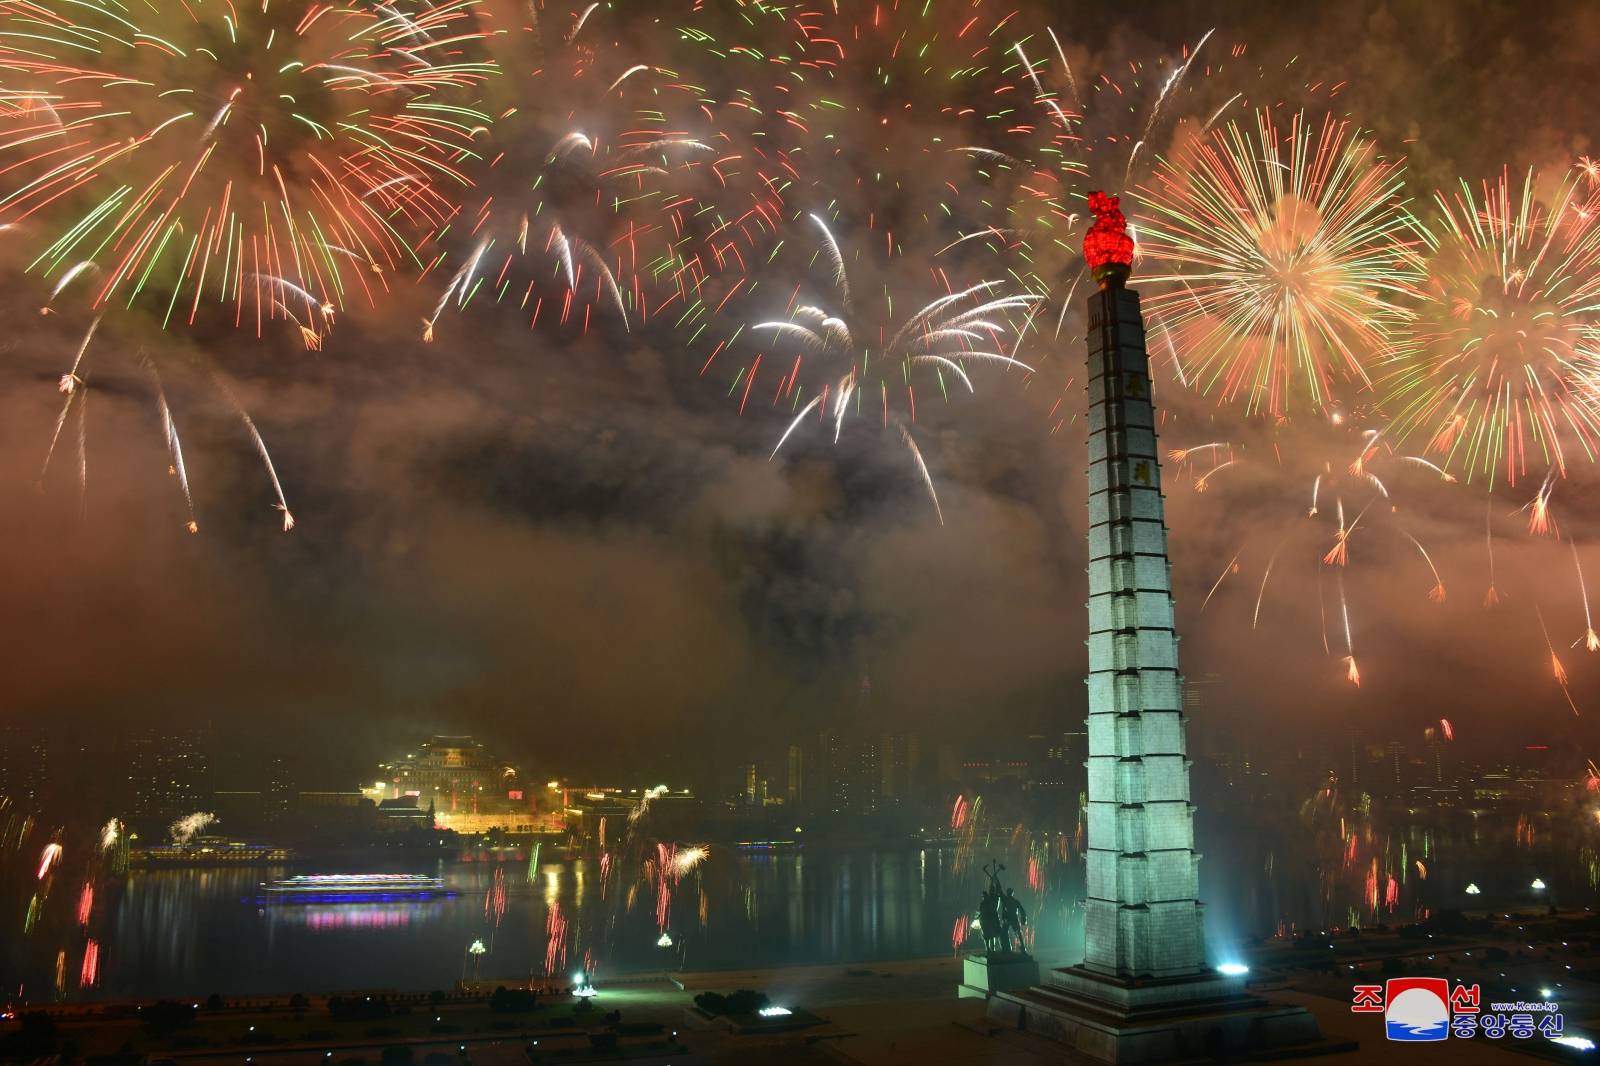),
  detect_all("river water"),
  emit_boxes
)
[79,846,1073,1000]
[23,807,1598,1002]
